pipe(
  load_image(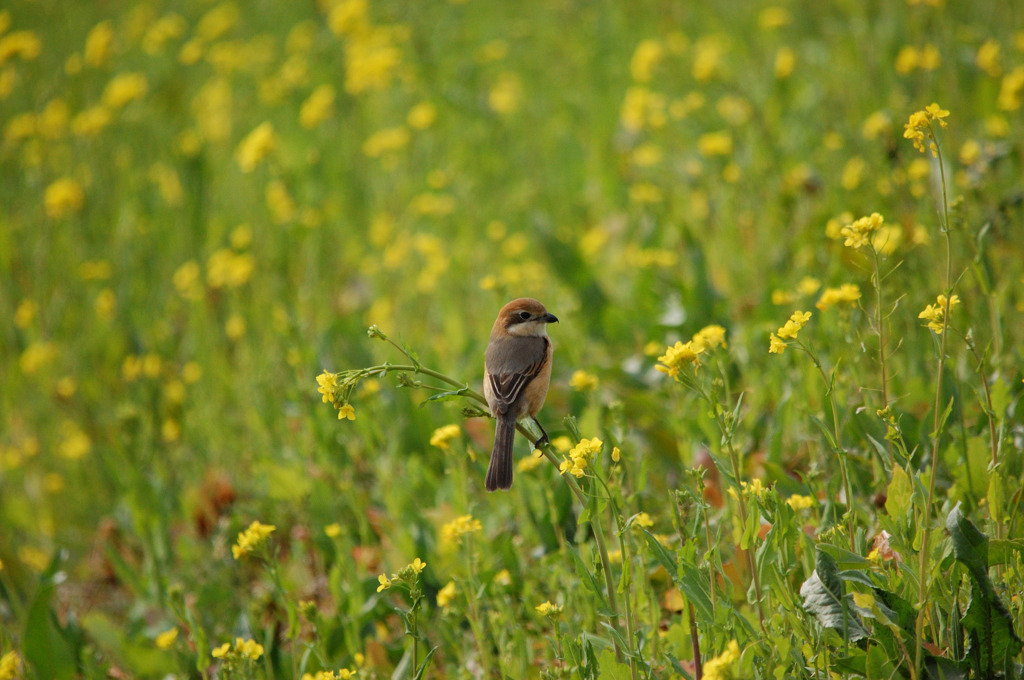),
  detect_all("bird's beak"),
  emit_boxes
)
[543,313,559,323]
